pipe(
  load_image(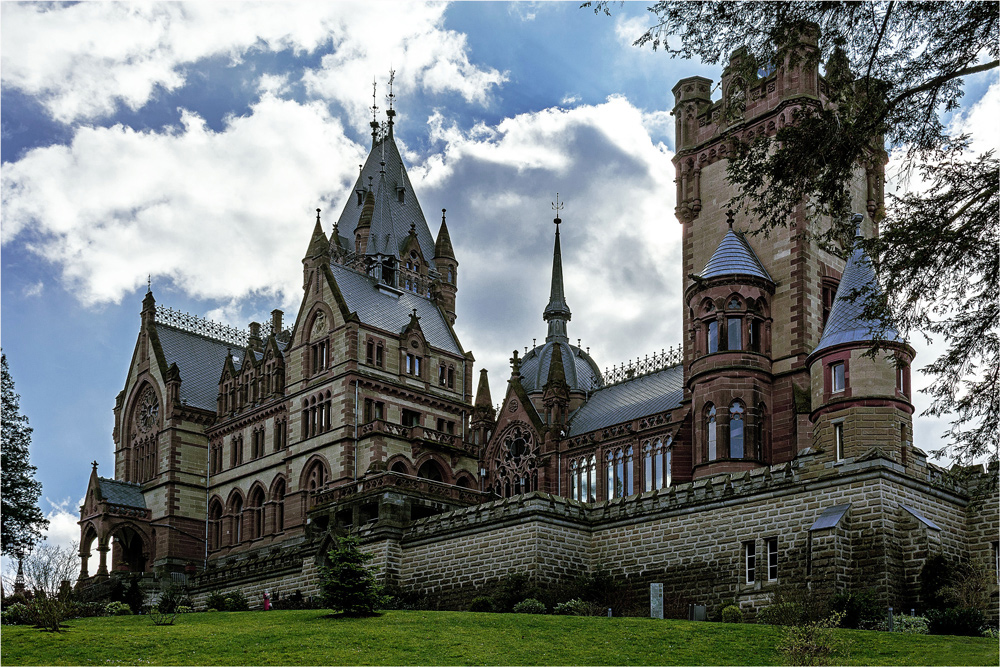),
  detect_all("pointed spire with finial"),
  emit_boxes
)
[474,368,493,410]
[510,349,522,378]
[306,207,330,259]
[386,68,396,139]
[543,193,571,343]
[370,77,380,147]
[434,208,455,260]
